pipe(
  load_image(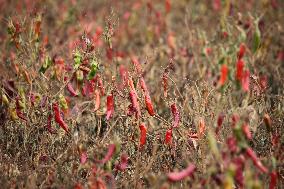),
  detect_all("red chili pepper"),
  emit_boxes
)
[165,128,172,144]
[52,102,69,133]
[93,89,100,111]
[242,69,250,92]
[80,151,87,164]
[219,64,228,86]
[97,75,105,96]
[269,171,278,189]
[216,113,225,135]
[139,78,148,92]
[139,124,147,147]
[242,123,252,140]
[236,59,244,81]
[171,103,180,128]
[46,114,56,134]
[165,0,171,13]
[167,164,196,182]
[106,94,114,120]
[115,153,128,171]
[245,147,268,173]
[129,90,141,118]
[67,82,78,97]
[145,94,155,116]
[237,43,246,60]
[198,118,206,138]
[140,78,155,116]
[131,56,142,74]
[162,71,169,98]
[99,144,116,164]
[263,113,272,132]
